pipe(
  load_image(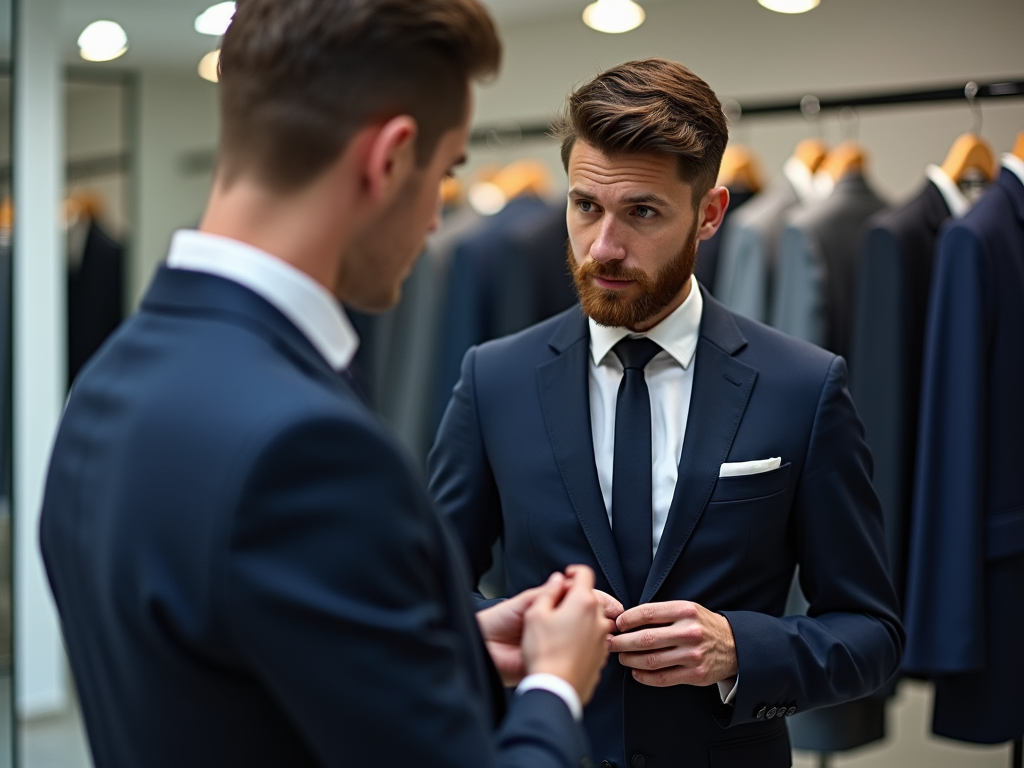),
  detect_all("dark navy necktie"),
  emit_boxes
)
[611,336,663,606]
